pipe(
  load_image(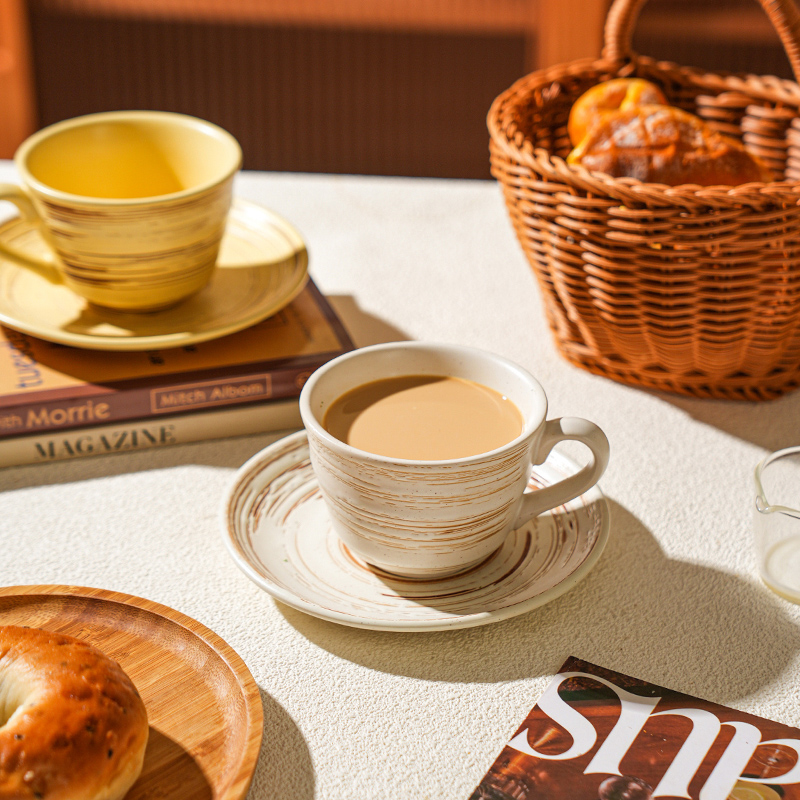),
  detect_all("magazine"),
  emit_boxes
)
[471,656,798,800]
